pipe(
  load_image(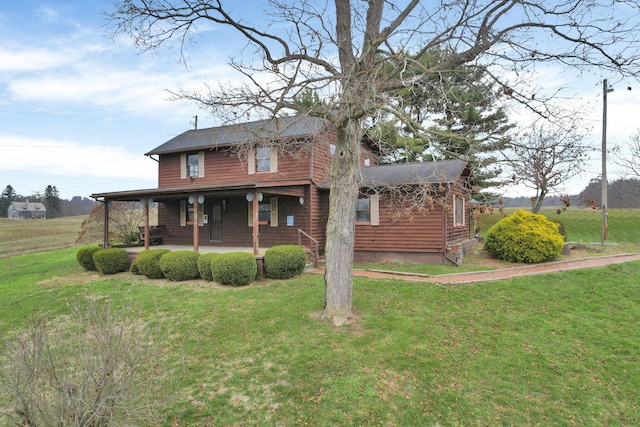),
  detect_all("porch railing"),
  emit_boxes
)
[297,229,319,268]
